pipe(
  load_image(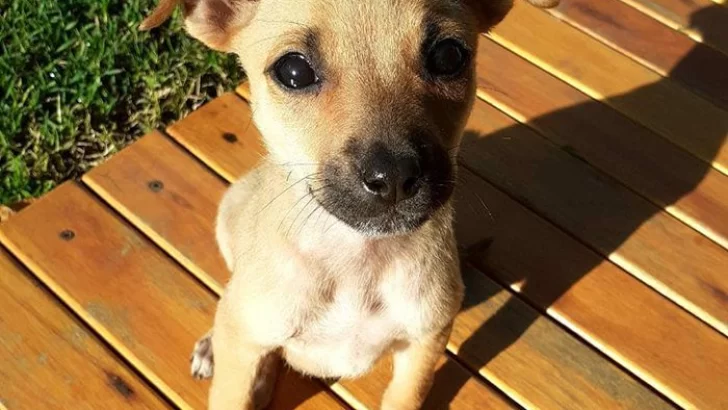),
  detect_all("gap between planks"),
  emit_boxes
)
[0,189,195,410]
[463,88,728,337]
[546,0,728,111]
[471,35,728,254]
[488,1,728,178]
[0,248,172,409]
[617,0,728,56]
[479,4,728,336]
